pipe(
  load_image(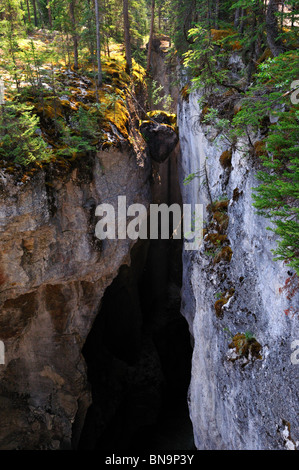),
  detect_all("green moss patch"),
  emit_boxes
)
[229,333,262,361]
